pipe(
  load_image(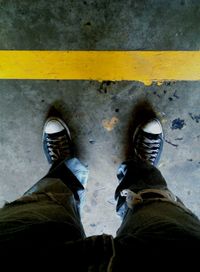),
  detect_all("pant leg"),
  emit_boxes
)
[111,159,200,269]
[115,158,200,236]
[115,158,168,220]
[0,158,89,248]
[25,157,88,216]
